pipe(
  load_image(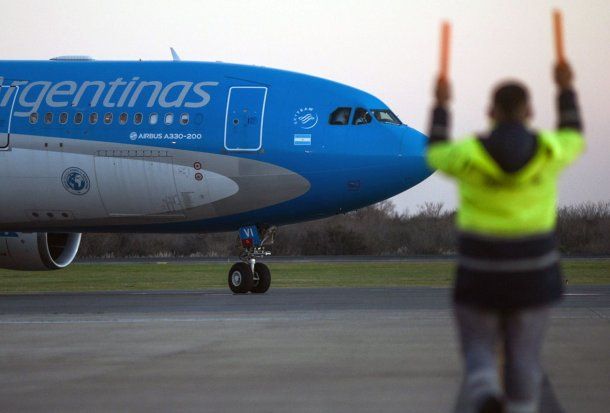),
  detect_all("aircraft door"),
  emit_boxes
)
[0,86,18,149]
[224,86,267,151]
